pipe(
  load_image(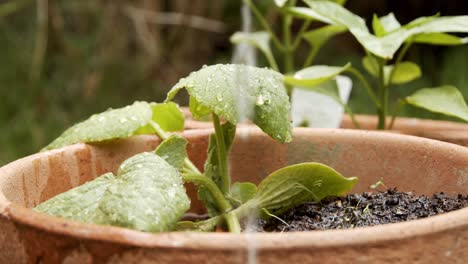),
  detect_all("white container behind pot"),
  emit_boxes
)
[291,75,352,128]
